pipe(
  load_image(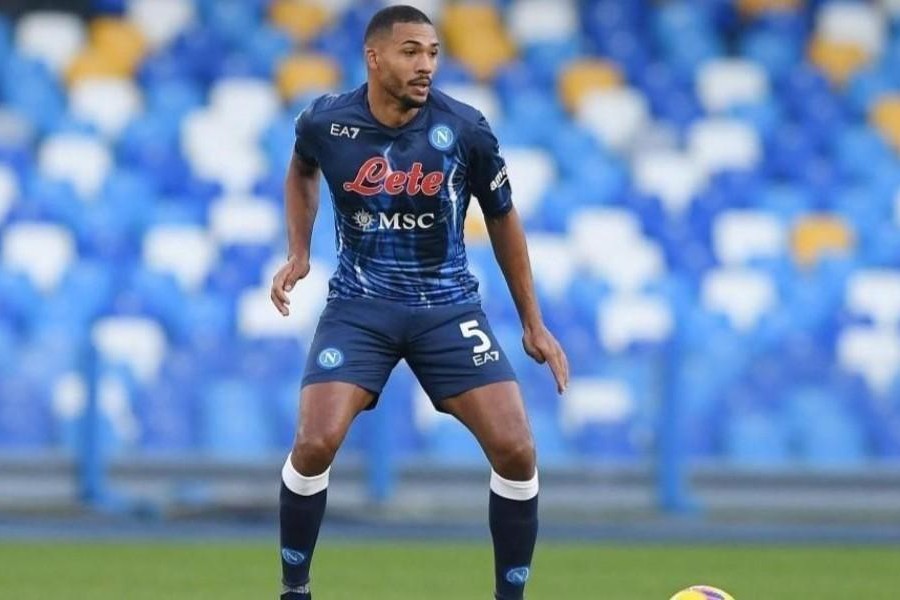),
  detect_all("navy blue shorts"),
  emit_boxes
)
[302,298,517,409]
